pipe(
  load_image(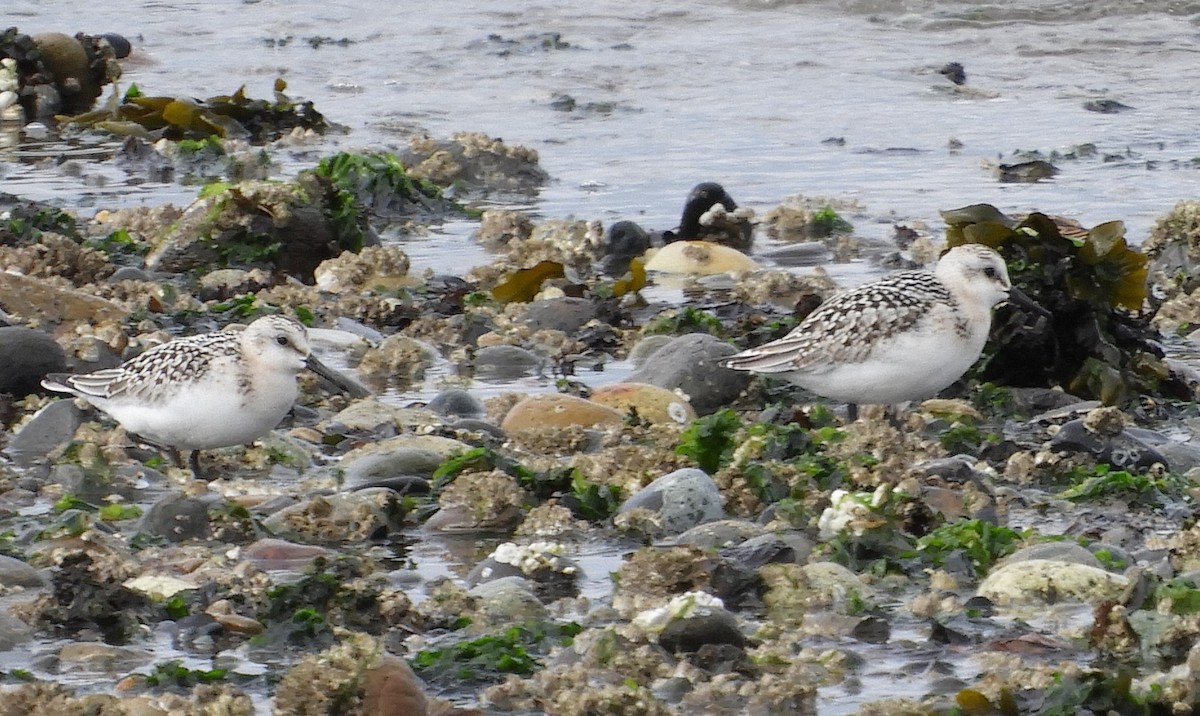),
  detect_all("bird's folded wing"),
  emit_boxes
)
[723,280,937,373]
